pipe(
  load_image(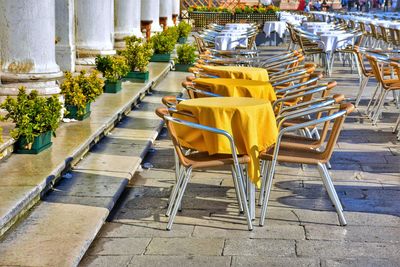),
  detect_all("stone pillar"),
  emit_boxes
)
[55,0,76,72]
[115,0,143,48]
[75,0,115,62]
[141,0,163,35]
[172,0,180,25]
[0,0,63,98]
[160,0,174,28]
